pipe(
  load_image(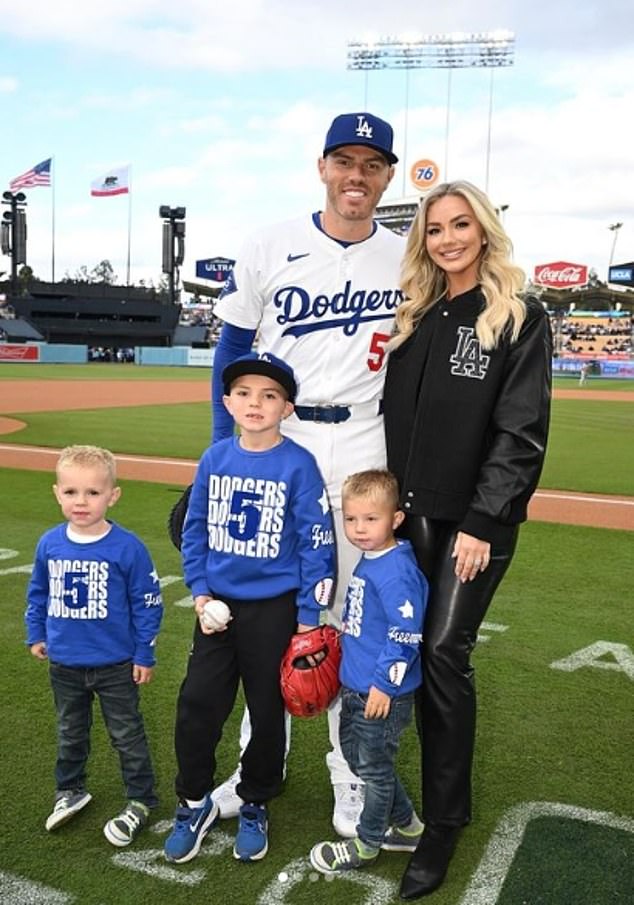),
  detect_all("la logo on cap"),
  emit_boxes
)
[355,115,374,139]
